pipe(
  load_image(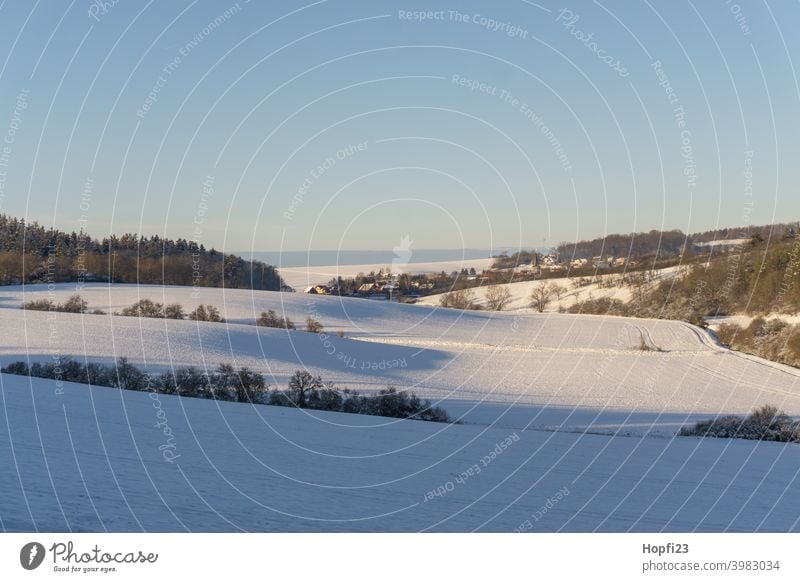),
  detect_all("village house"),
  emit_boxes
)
[304,285,332,295]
